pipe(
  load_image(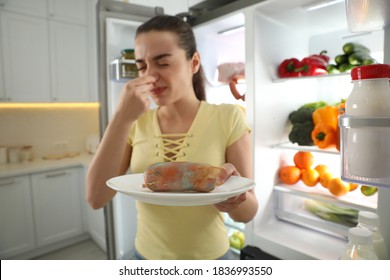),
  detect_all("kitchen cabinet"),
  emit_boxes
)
[31,167,84,247]
[48,0,88,25]
[49,21,89,102]
[0,175,36,259]
[0,0,95,102]
[0,11,51,102]
[0,0,47,18]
